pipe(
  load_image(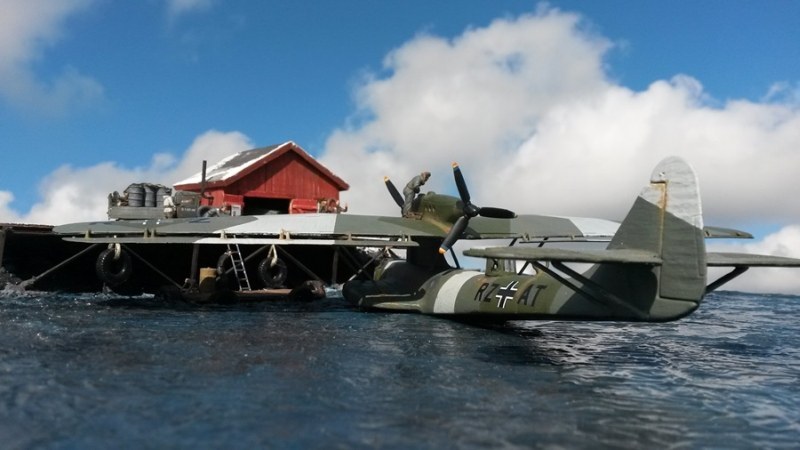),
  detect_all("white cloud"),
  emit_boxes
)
[318,7,800,293]
[321,9,611,215]
[0,0,103,114]
[492,77,800,223]
[0,130,252,225]
[0,191,24,224]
